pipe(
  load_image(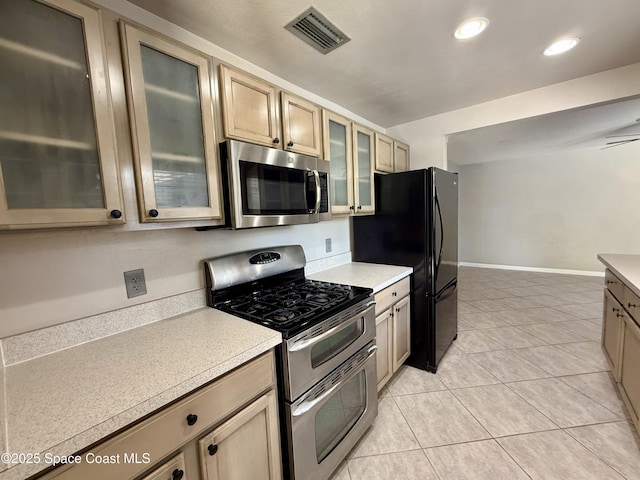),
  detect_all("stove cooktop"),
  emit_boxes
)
[212,278,372,338]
